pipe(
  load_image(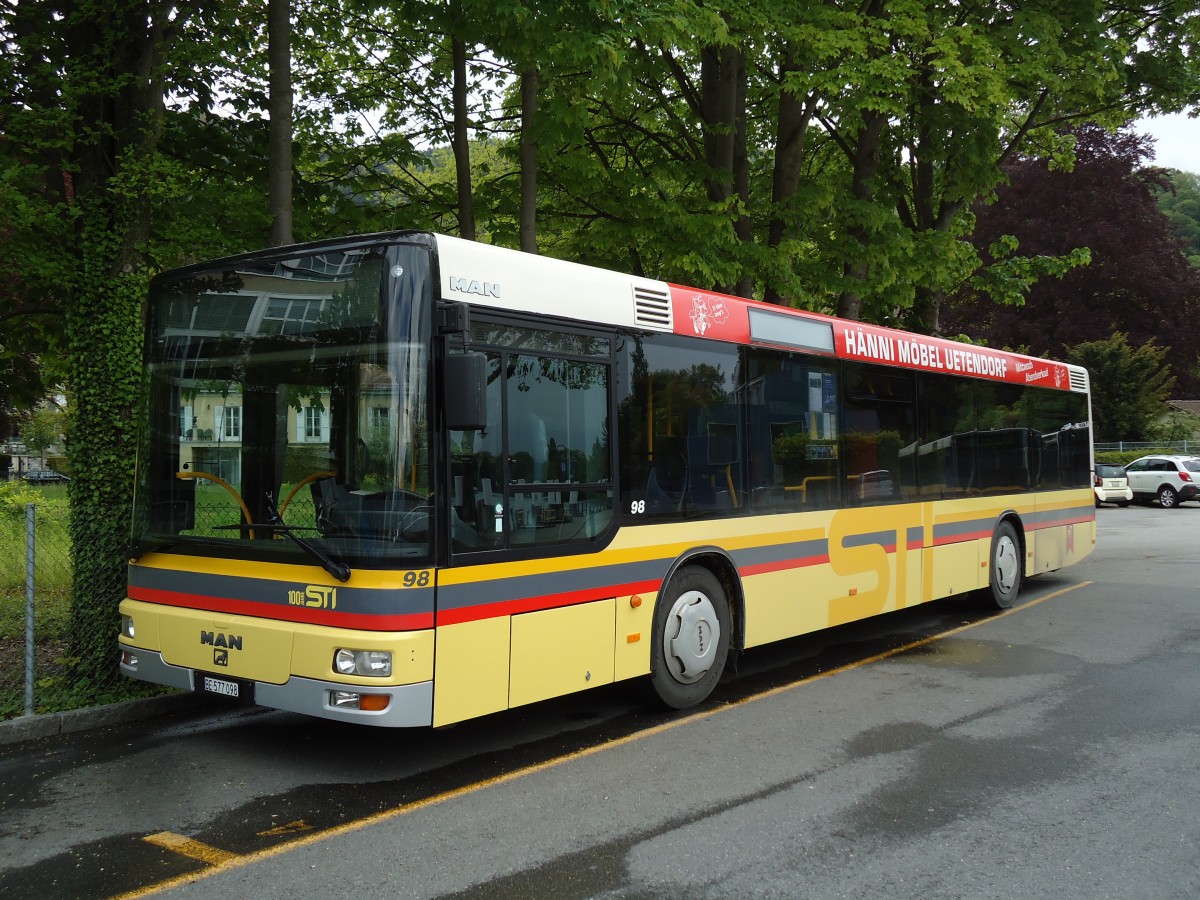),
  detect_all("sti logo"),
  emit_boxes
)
[288,585,338,610]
